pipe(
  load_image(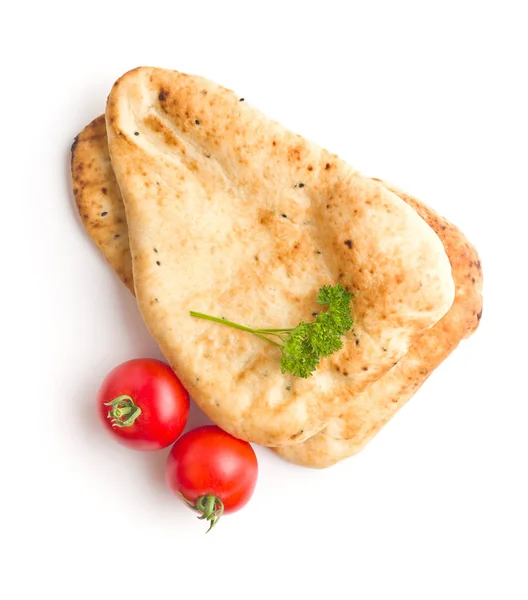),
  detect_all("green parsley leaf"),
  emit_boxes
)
[280,322,319,378]
[190,284,354,378]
